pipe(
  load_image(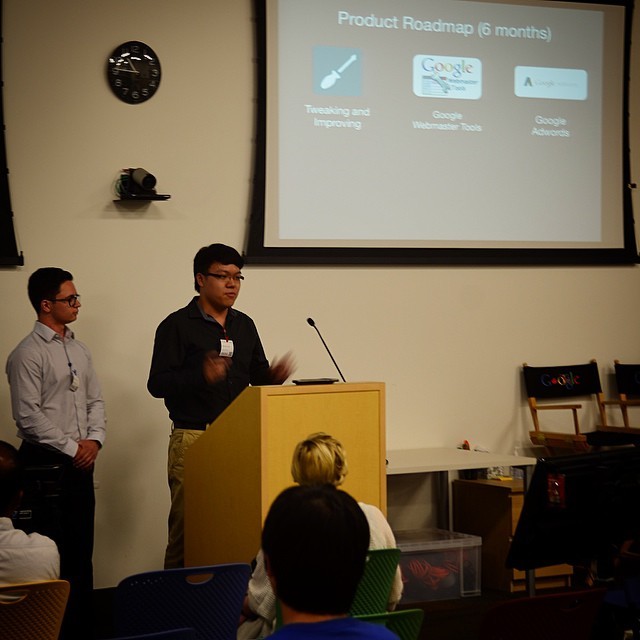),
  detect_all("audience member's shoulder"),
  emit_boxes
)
[0,518,60,586]
[25,530,59,550]
[356,619,399,639]
[0,518,57,550]
[357,501,387,522]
